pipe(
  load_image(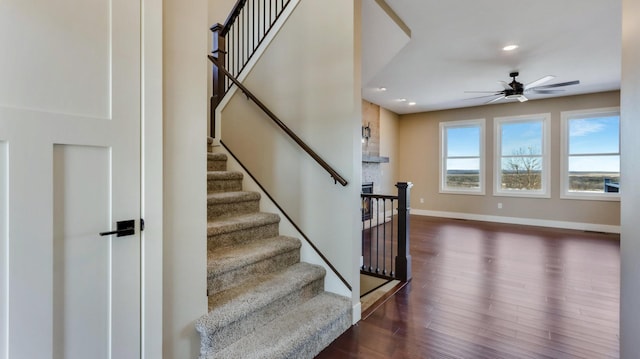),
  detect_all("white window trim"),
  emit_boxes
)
[560,107,620,201]
[439,119,485,195]
[494,113,551,198]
